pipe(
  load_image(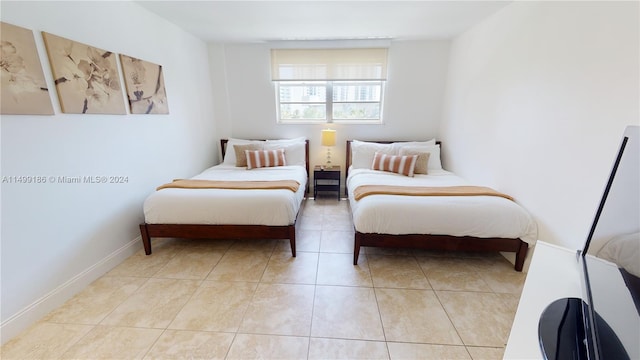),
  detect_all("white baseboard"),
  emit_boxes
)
[0,237,142,345]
